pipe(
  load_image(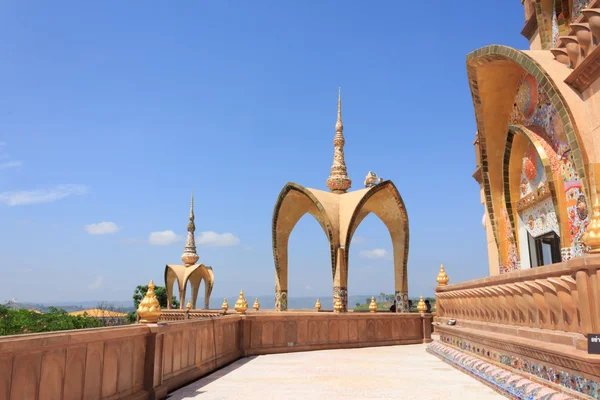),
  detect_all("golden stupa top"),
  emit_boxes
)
[326,88,352,194]
[181,191,200,265]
